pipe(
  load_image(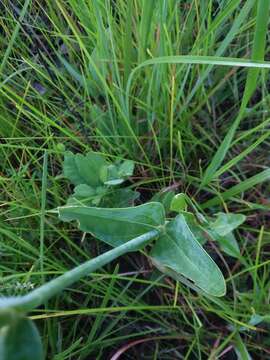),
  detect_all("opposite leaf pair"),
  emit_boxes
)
[59,202,226,297]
